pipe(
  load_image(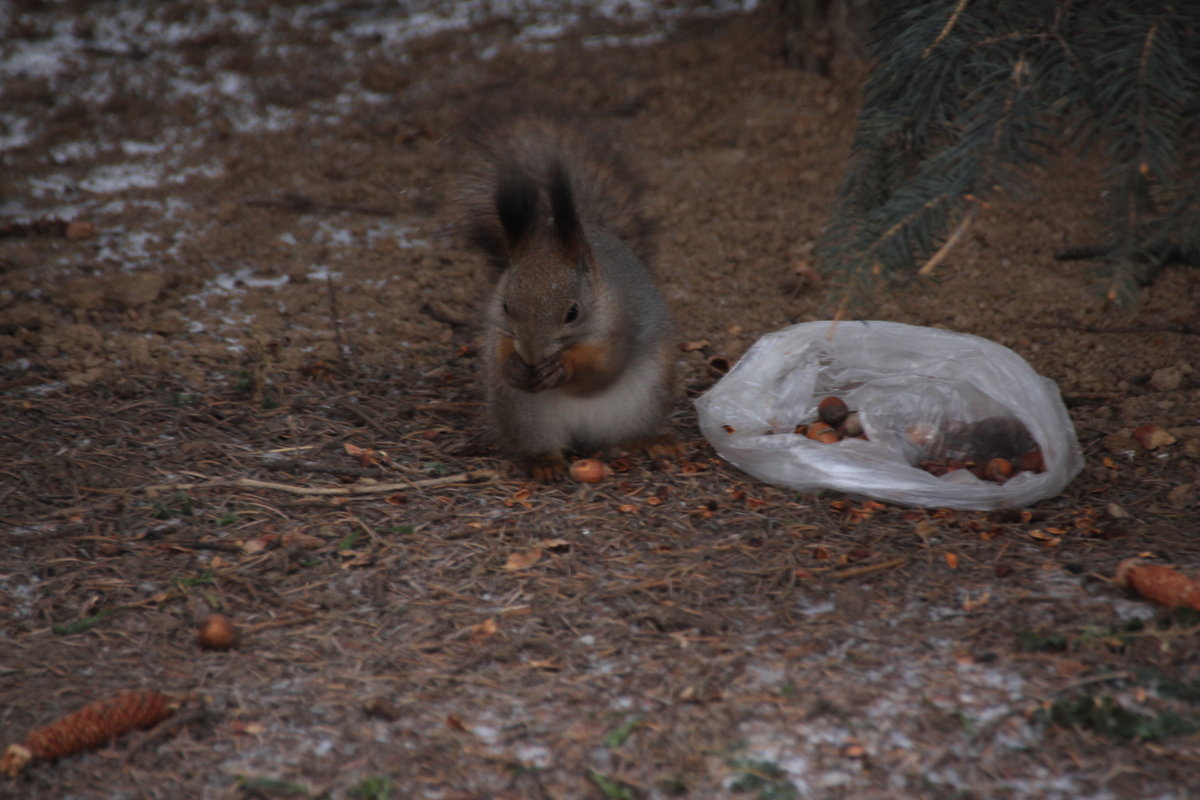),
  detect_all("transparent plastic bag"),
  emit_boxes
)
[695,320,1084,510]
